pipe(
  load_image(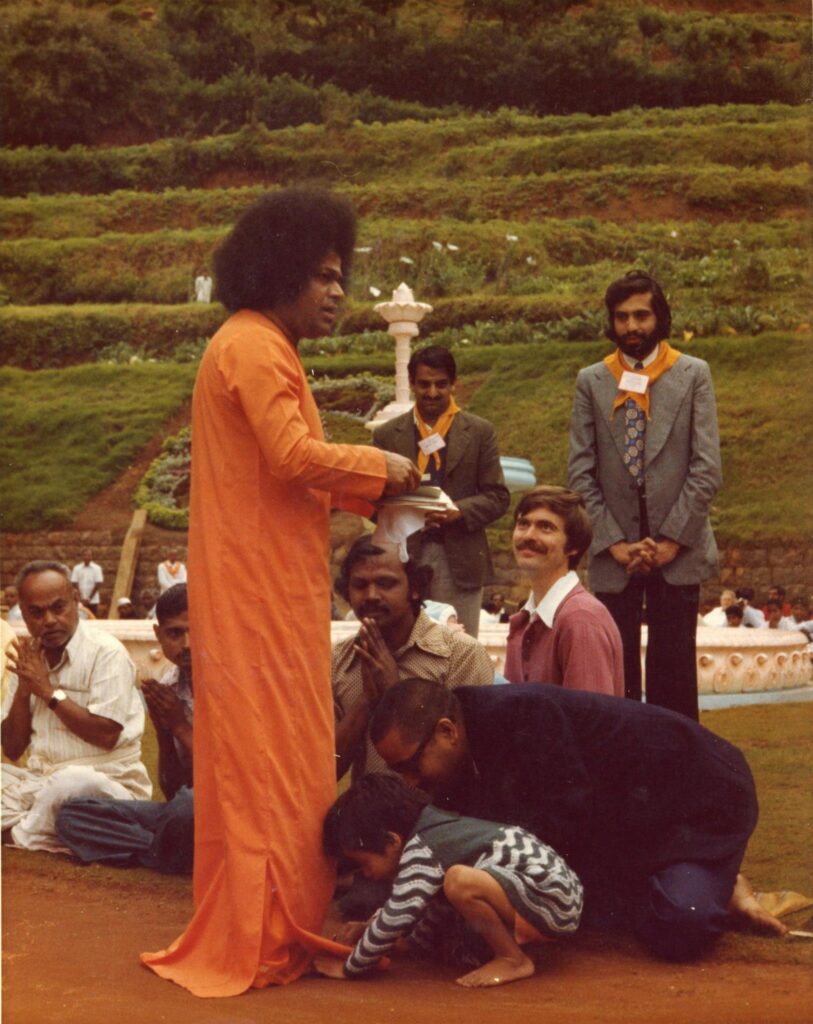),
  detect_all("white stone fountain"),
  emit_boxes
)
[366,282,433,430]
